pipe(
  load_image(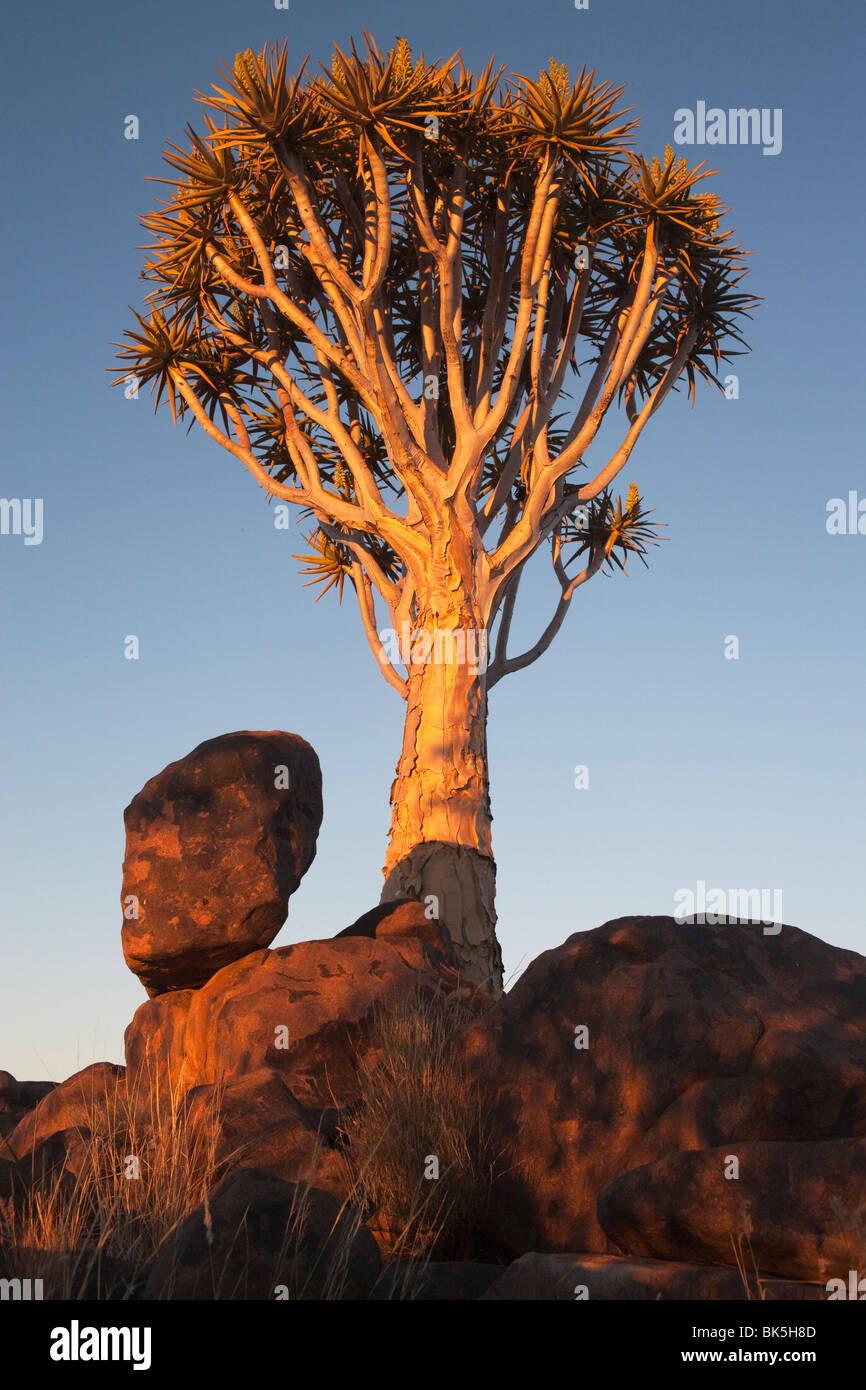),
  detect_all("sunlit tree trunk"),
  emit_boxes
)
[381,620,501,995]
[380,542,503,994]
